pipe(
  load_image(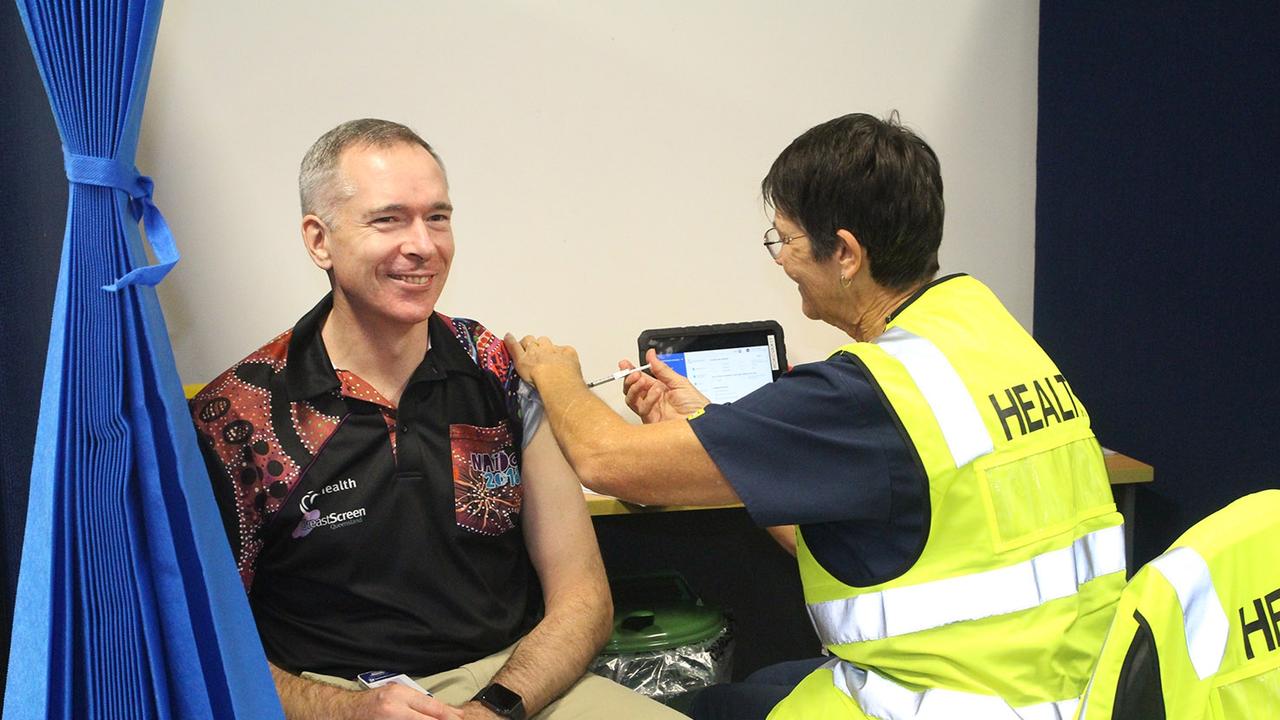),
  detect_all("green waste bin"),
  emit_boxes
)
[589,572,733,704]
